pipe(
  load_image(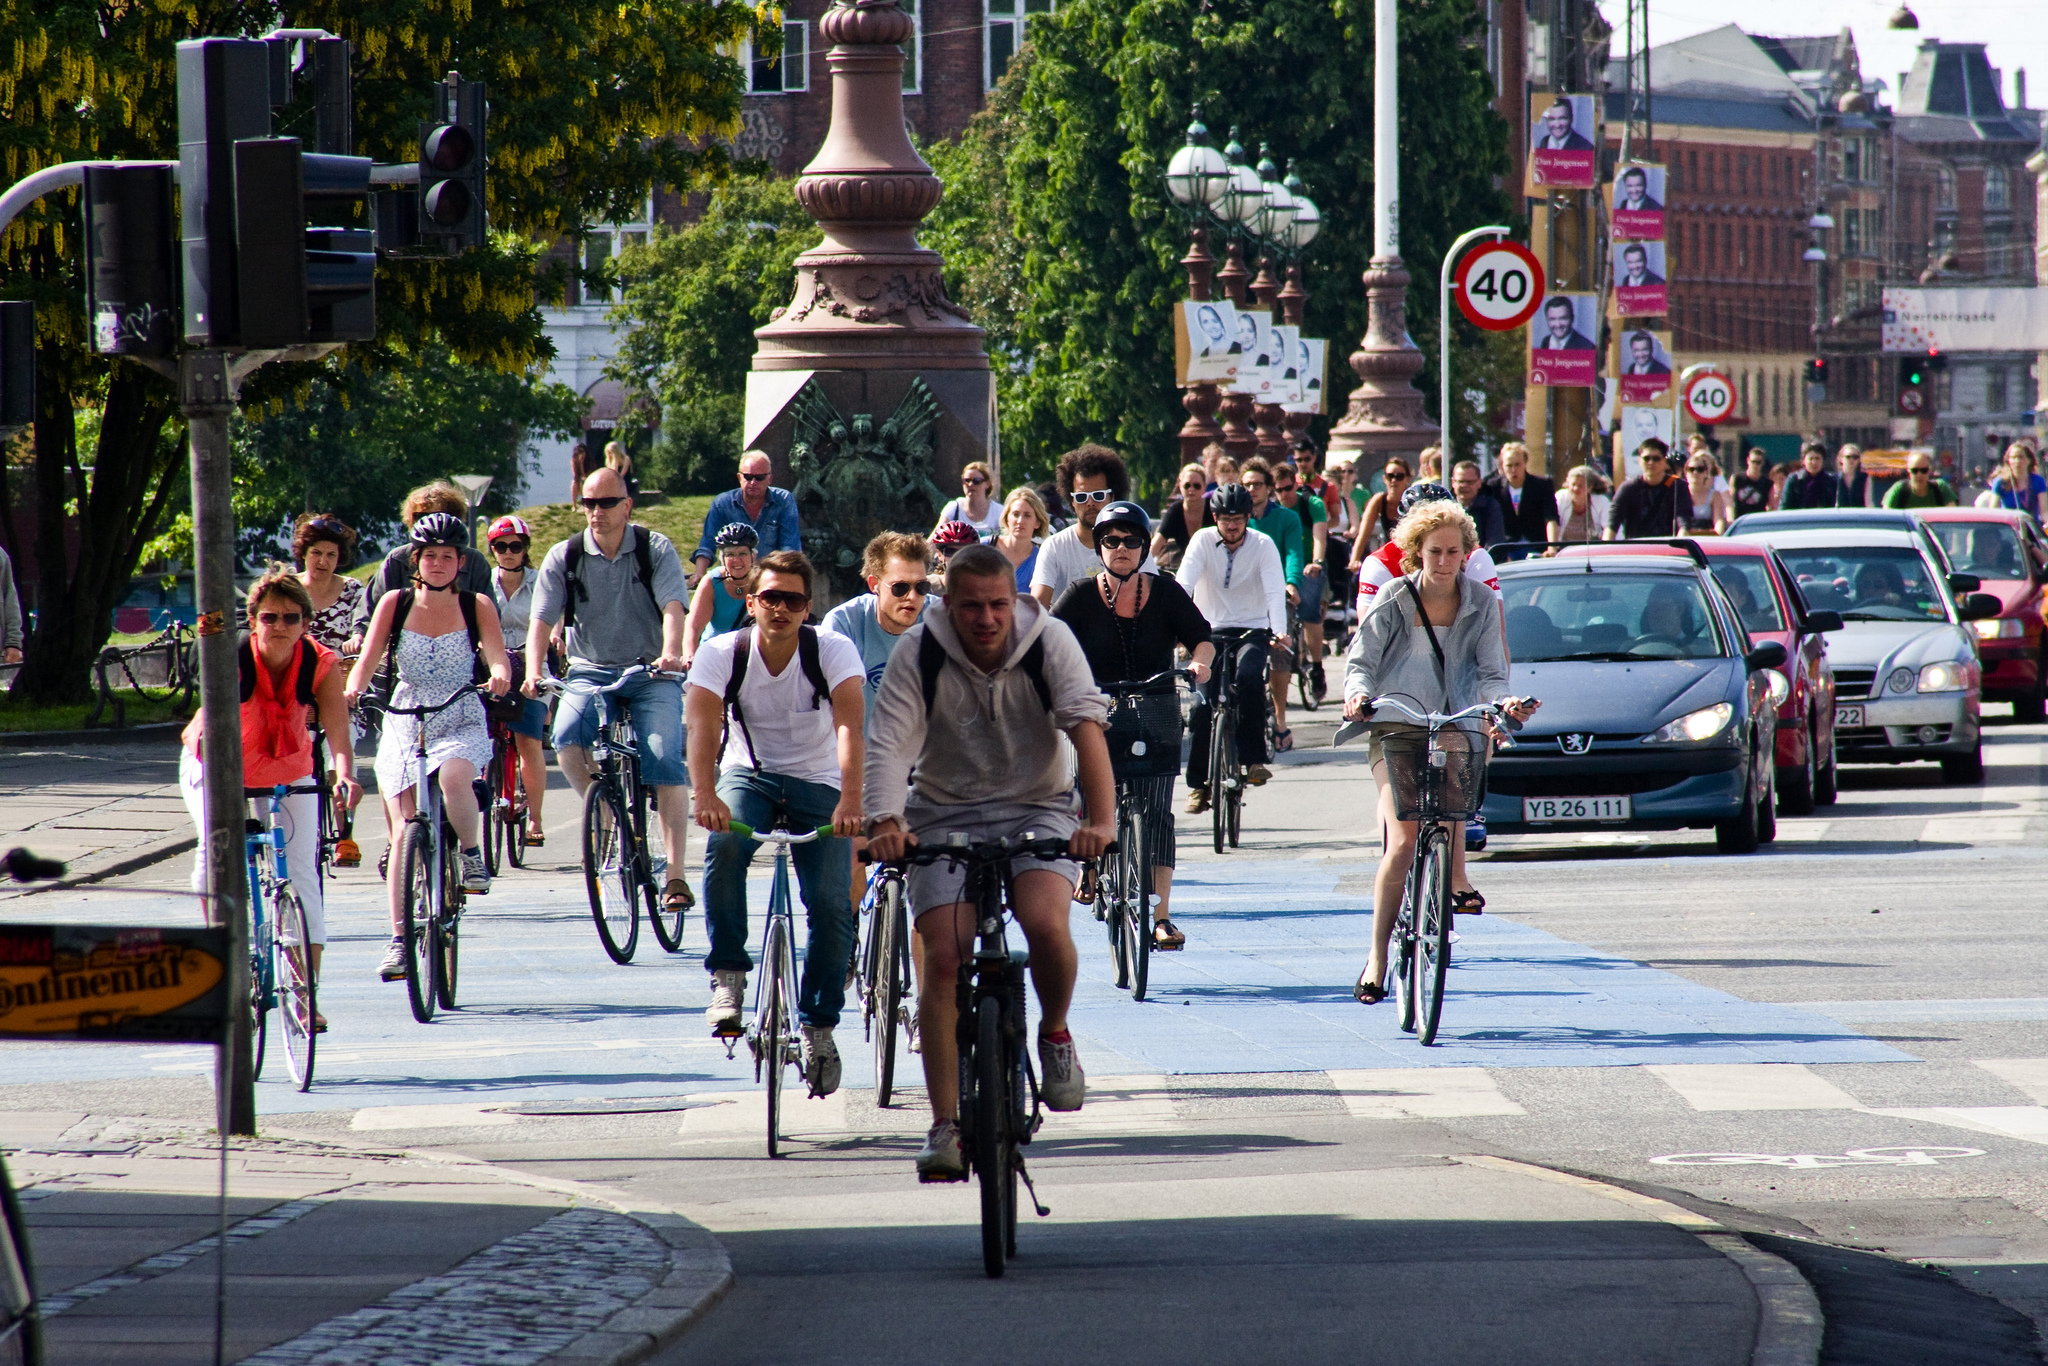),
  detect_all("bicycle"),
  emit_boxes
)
[481,705,529,876]
[242,782,321,1090]
[722,822,835,1158]
[1,1128,43,1366]
[1362,696,1520,1045]
[357,687,484,1024]
[855,859,916,1107]
[882,833,1096,1279]
[1287,604,1320,713]
[1203,628,1269,853]
[1101,669,1191,1001]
